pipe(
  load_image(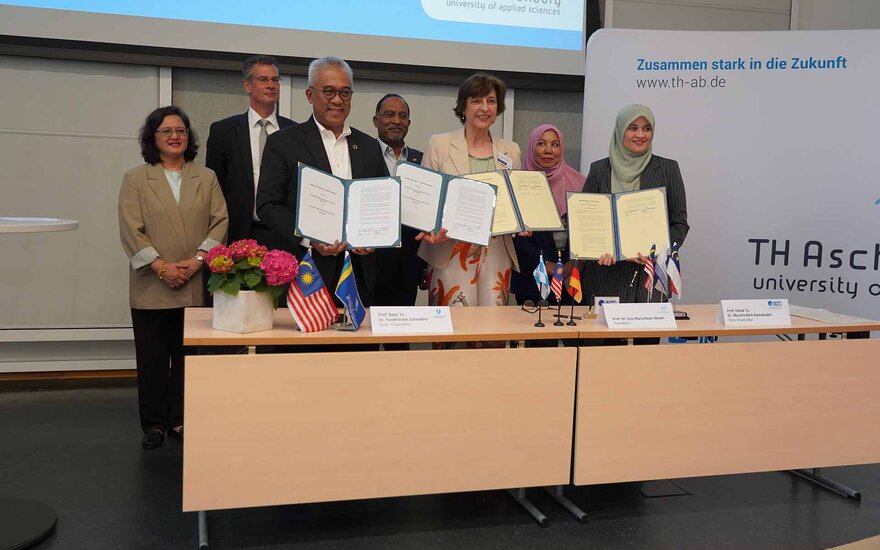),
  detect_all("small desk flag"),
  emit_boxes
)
[533,253,550,300]
[334,251,366,330]
[287,250,338,333]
